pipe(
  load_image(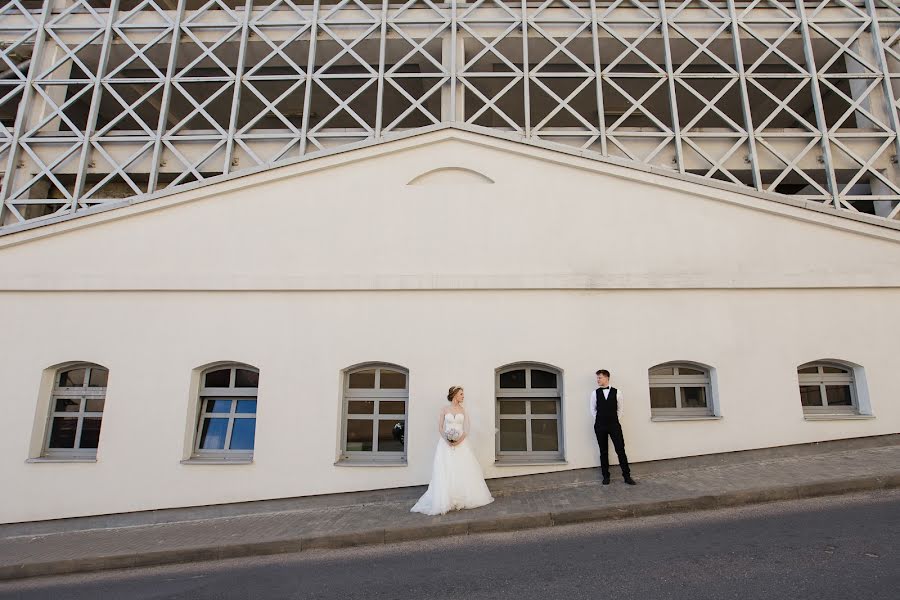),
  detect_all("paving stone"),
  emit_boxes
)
[1,438,898,581]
